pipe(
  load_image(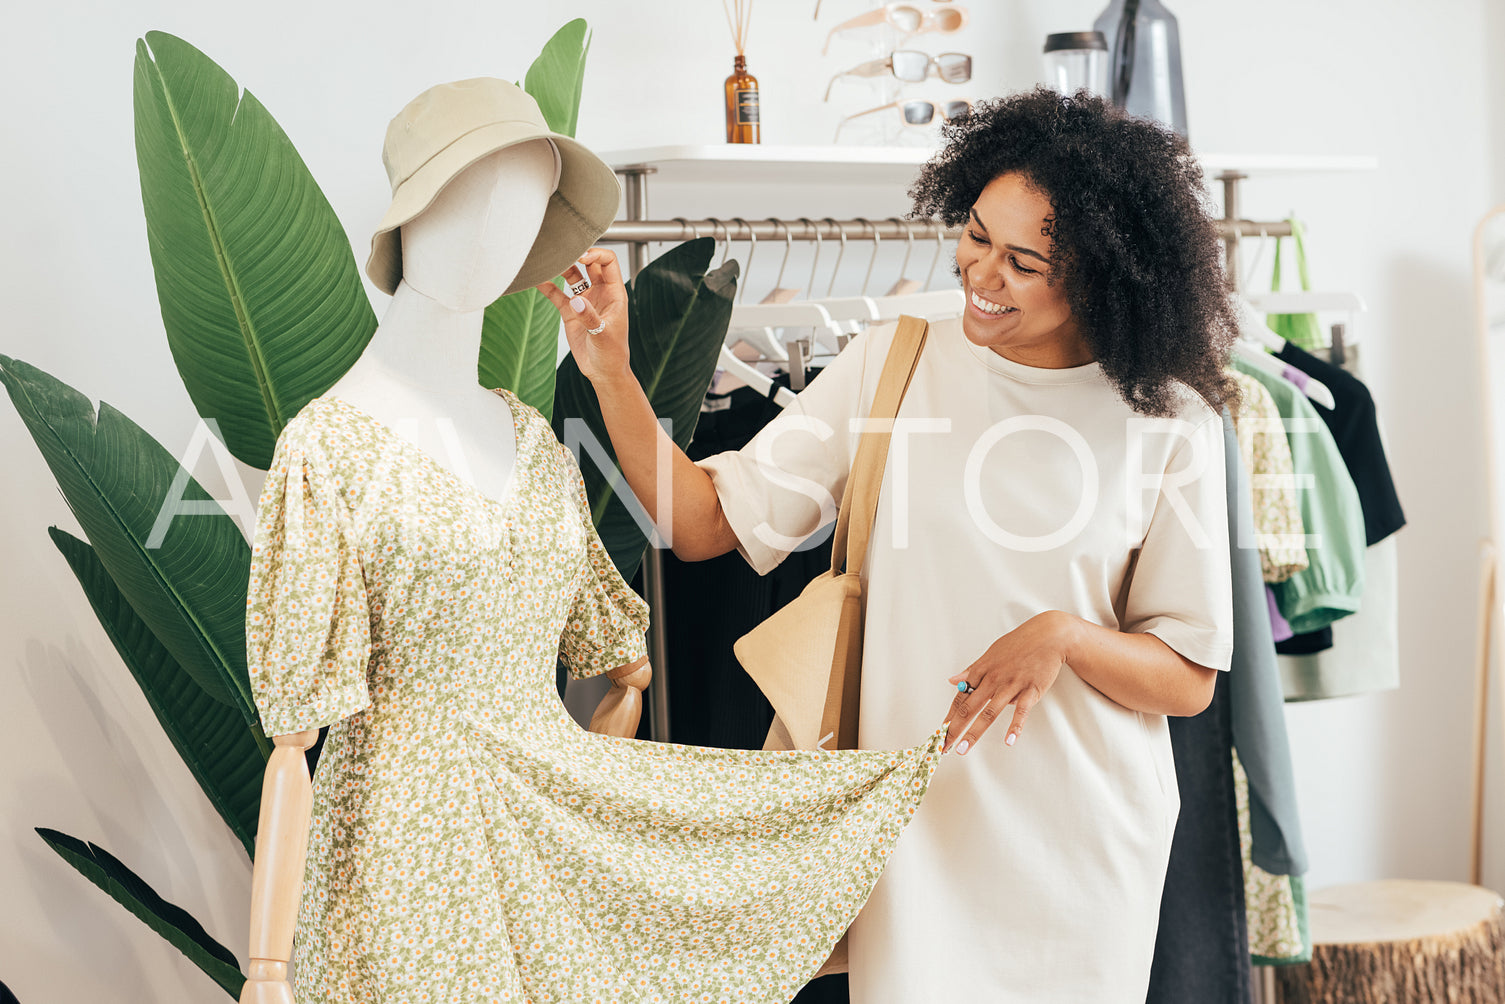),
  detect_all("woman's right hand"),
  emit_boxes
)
[535,247,632,386]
